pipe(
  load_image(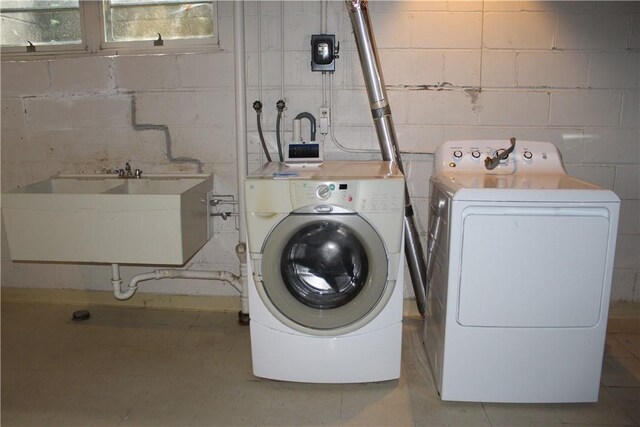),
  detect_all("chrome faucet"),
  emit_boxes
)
[114,163,142,179]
